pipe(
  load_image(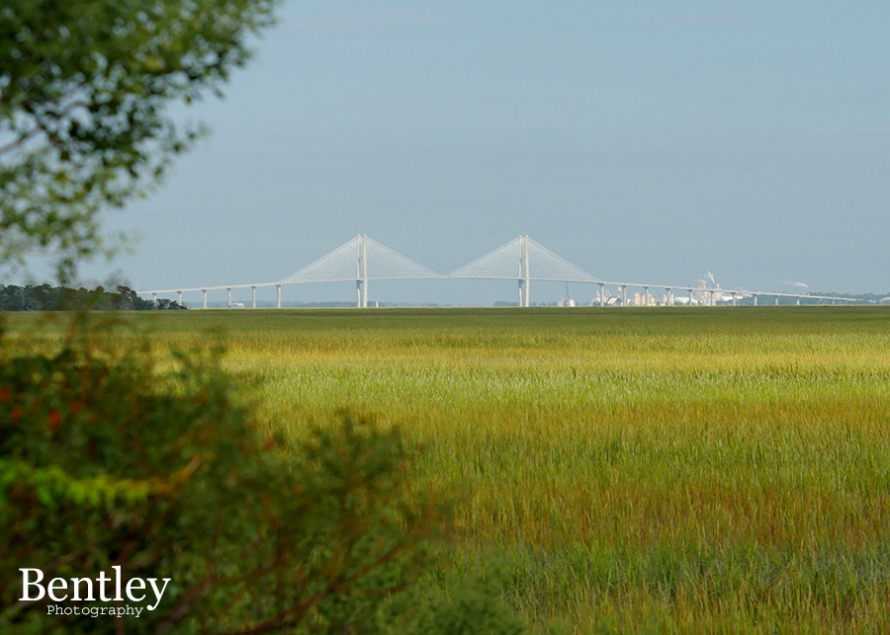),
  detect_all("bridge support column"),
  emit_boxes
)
[518,235,530,307]
[177,291,182,306]
[666,288,672,306]
[252,286,256,309]
[276,285,281,309]
[599,283,605,307]
[363,234,369,308]
[619,285,627,307]
[775,296,780,306]
[732,293,736,307]
[152,293,157,307]
[355,234,369,308]
[753,295,758,306]
[203,289,207,309]
[643,286,649,306]
[227,288,232,308]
